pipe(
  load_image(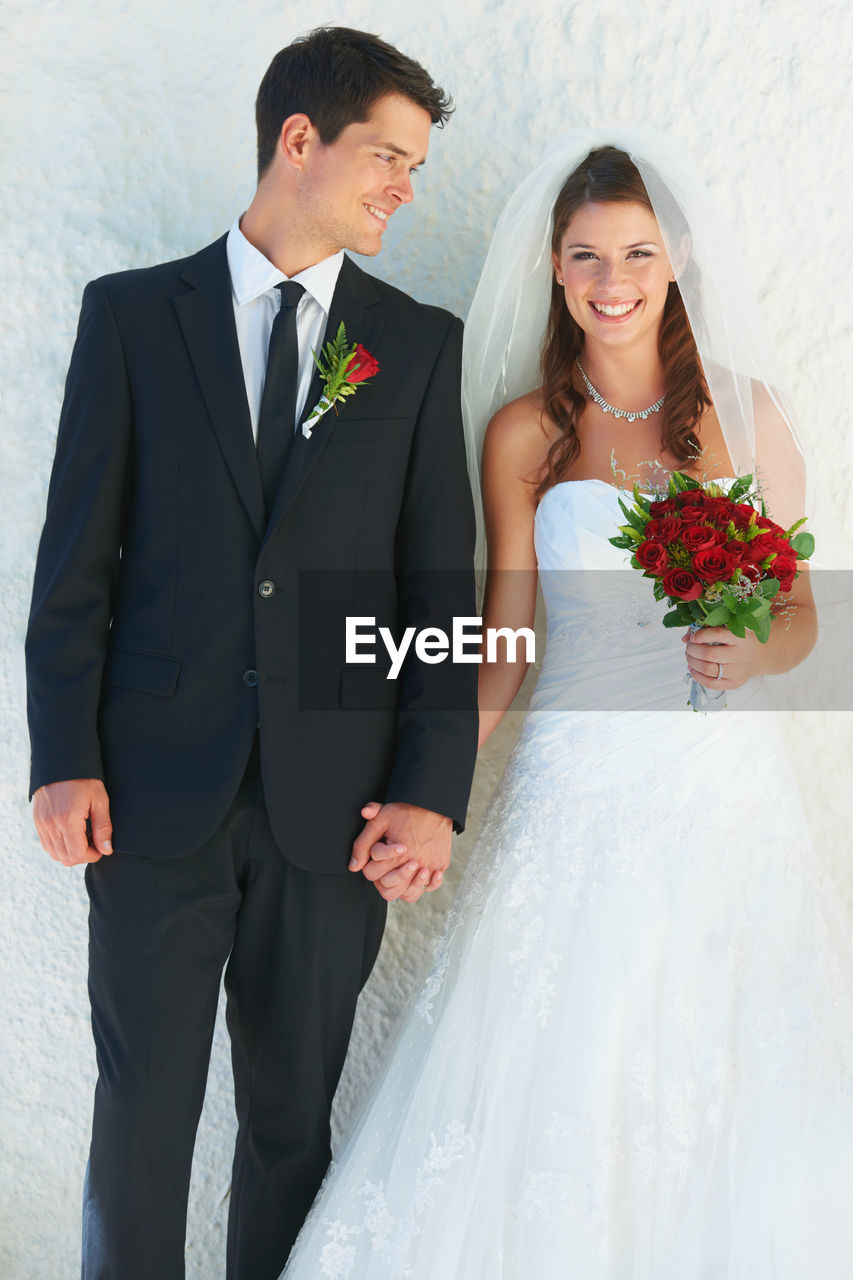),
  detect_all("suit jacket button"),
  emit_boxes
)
[258,579,276,598]
[243,669,258,687]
